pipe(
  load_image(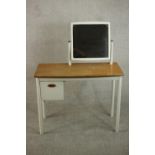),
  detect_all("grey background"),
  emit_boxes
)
[27,0,128,154]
